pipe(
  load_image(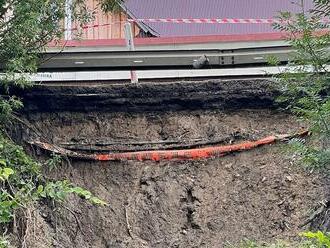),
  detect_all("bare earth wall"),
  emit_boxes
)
[10,79,329,248]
